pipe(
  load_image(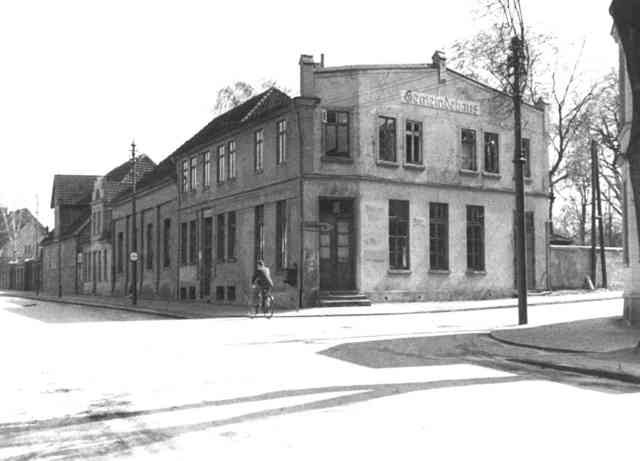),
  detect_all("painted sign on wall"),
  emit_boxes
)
[401,90,480,116]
